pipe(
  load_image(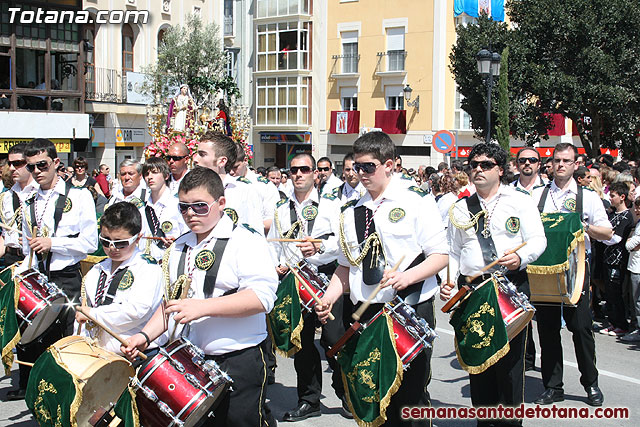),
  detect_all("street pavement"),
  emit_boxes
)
[1,298,638,426]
